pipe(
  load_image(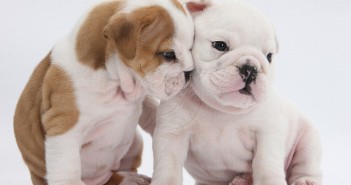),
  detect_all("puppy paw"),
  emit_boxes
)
[50,180,85,185]
[118,172,151,185]
[150,179,181,185]
[229,173,253,185]
[255,178,287,185]
[291,177,320,185]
